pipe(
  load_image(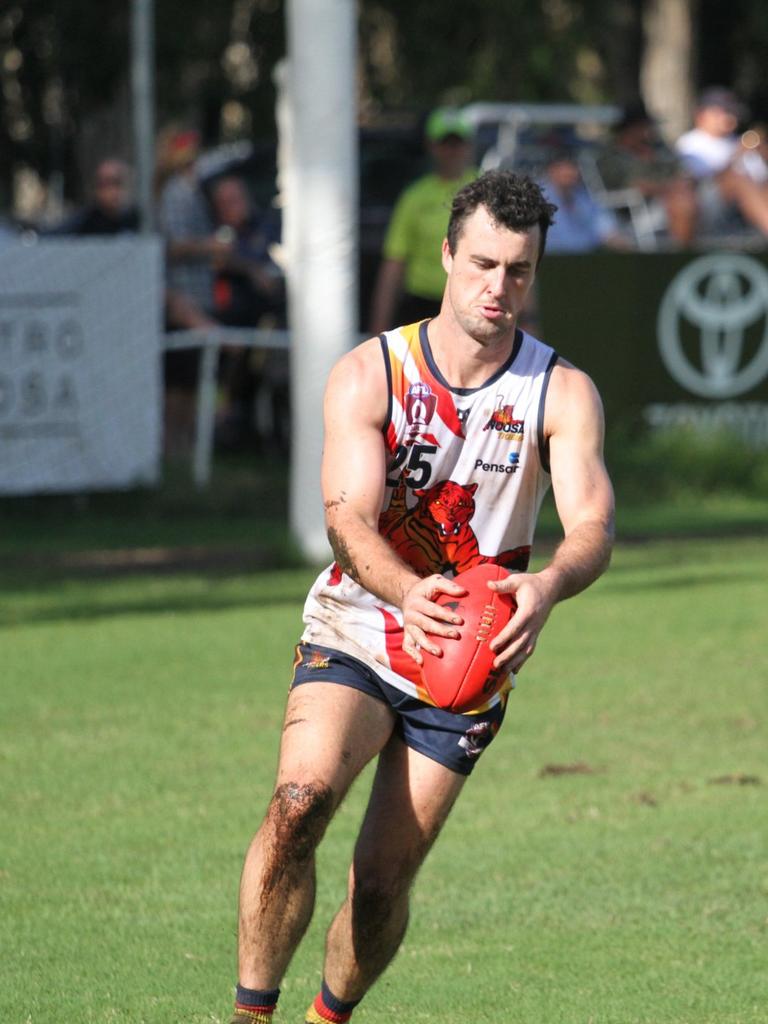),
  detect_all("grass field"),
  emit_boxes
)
[2,503,766,1024]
